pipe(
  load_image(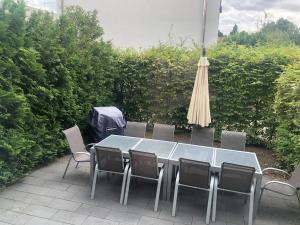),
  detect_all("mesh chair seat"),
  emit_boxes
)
[152,123,175,141]
[124,150,164,211]
[124,121,147,138]
[62,125,93,178]
[221,131,246,151]
[91,146,128,204]
[74,152,90,162]
[191,127,215,147]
